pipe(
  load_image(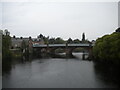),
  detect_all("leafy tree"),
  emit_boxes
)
[4,29,10,36]
[43,36,49,44]
[67,38,73,44]
[29,36,32,40]
[2,30,12,60]
[55,37,65,44]
[93,30,120,65]
[82,33,85,42]
[115,27,120,32]
[48,38,55,44]
[20,37,23,39]
[38,34,43,38]
[73,39,80,44]
[13,35,16,38]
